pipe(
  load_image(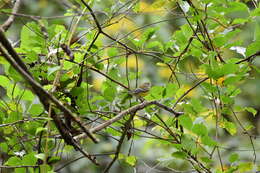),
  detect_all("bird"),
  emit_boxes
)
[130,82,151,97]
[120,82,151,104]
